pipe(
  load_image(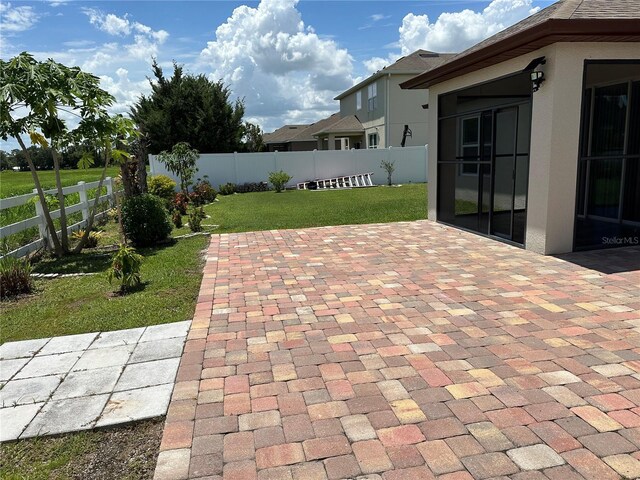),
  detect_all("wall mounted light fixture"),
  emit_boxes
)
[523,56,546,93]
[531,70,545,92]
